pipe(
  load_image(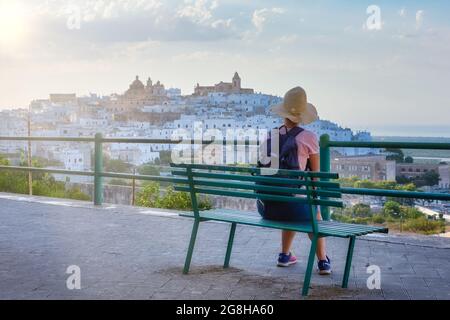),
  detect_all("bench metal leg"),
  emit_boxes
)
[302,235,318,296]
[342,236,356,288]
[183,219,200,274]
[224,223,237,268]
